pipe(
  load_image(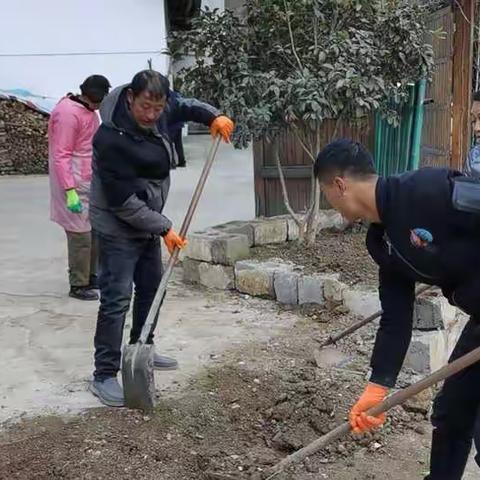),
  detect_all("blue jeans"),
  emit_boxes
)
[93,233,163,380]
